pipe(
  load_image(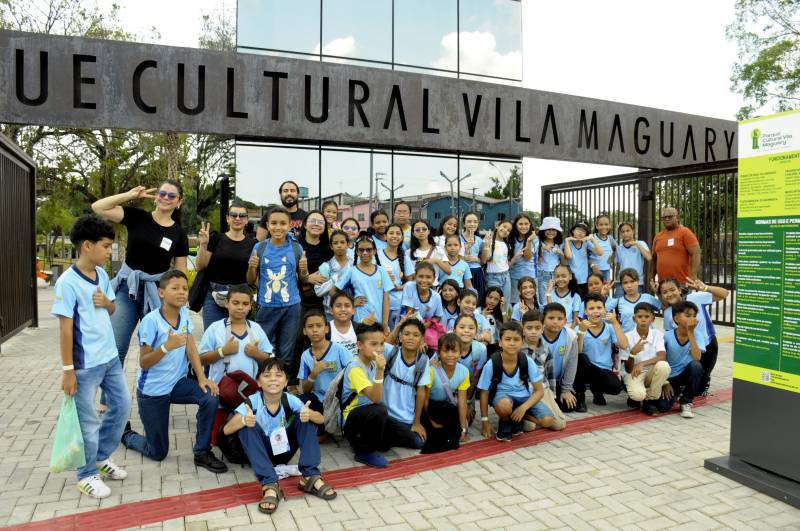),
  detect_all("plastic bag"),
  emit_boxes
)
[49,395,86,473]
